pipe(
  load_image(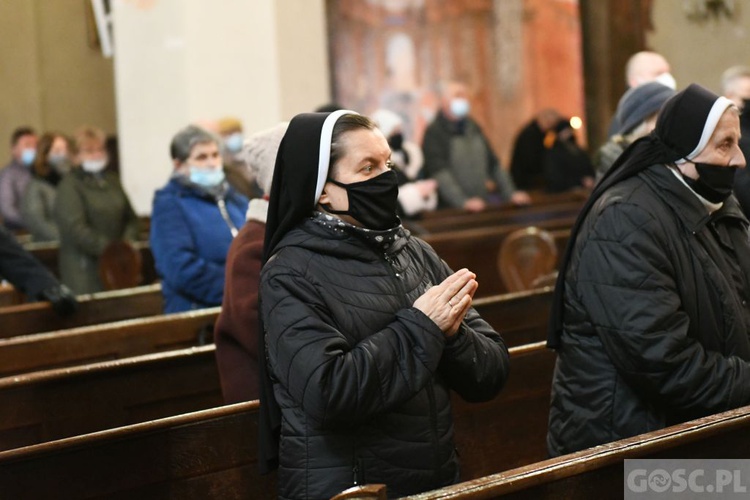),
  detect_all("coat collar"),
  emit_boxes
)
[640,163,748,233]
